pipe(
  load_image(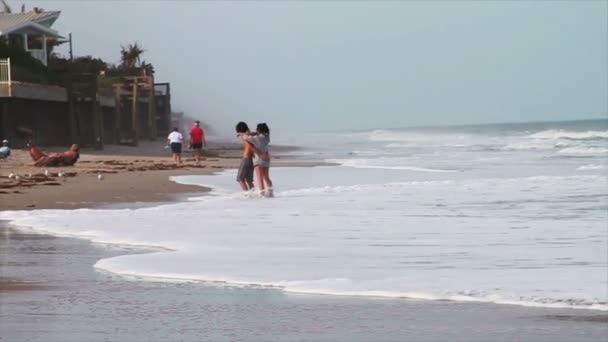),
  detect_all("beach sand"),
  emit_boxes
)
[0,142,313,210]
